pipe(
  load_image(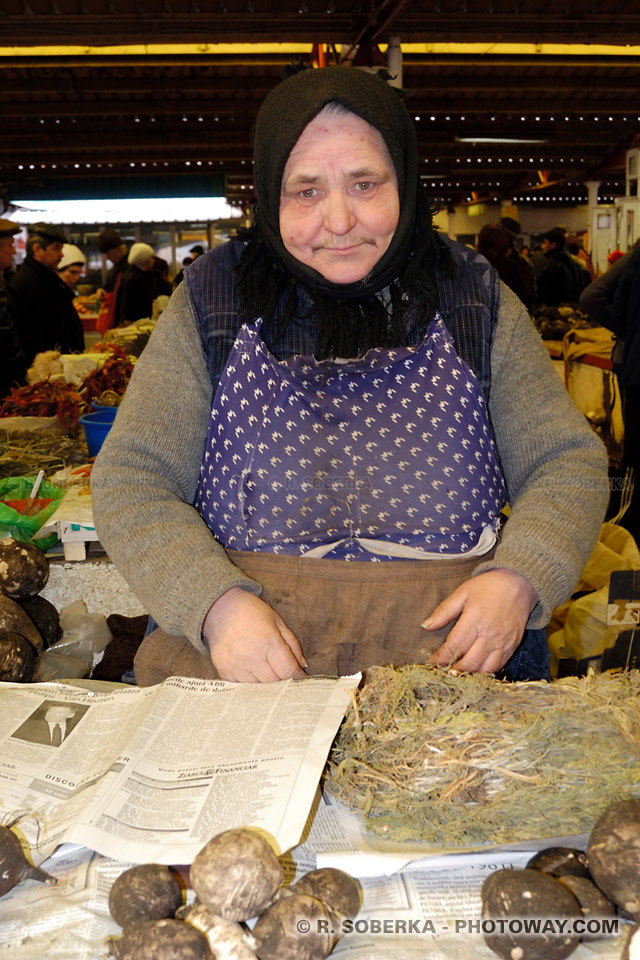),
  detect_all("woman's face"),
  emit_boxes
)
[58,264,84,288]
[279,109,400,284]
